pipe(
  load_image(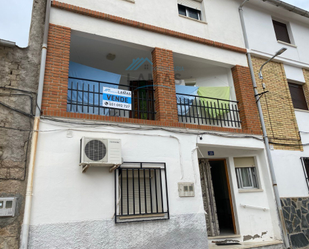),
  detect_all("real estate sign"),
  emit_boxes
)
[102,87,132,110]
